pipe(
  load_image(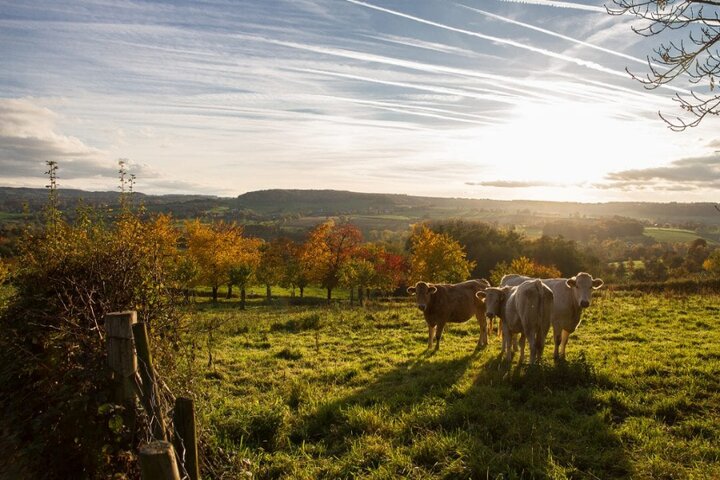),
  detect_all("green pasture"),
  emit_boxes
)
[644,227,717,245]
[183,292,720,479]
